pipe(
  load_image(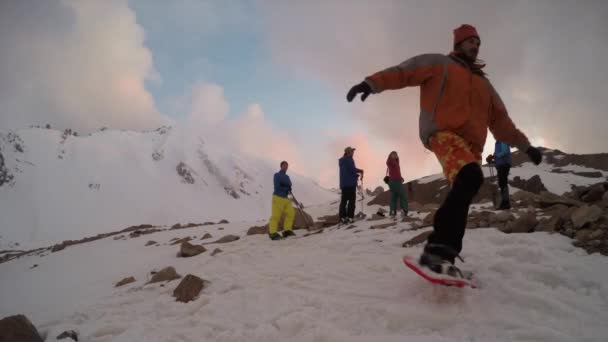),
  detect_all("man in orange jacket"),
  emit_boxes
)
[347,24,542,277]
